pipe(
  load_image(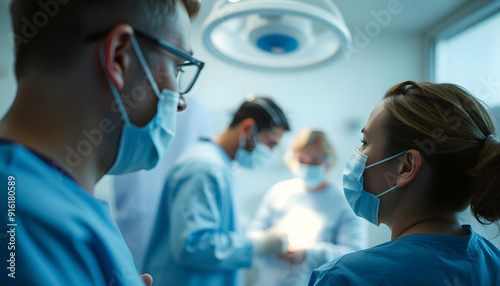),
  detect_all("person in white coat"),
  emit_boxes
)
[247,128,368,286]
